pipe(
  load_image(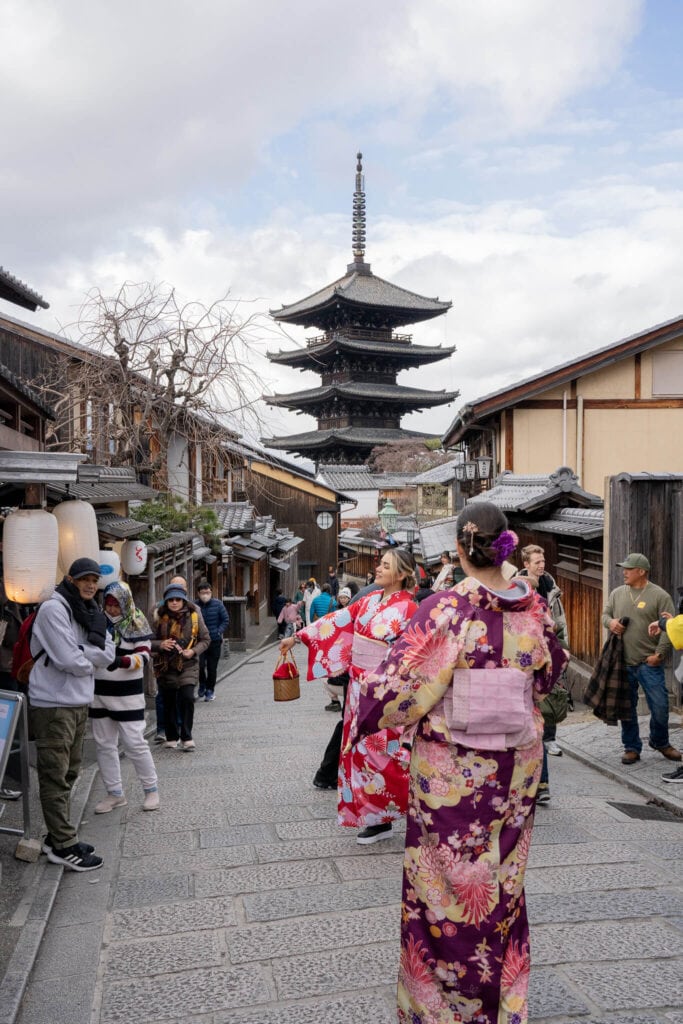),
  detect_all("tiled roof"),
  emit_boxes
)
[95,510,149,539]
[412,459,459,485]
[0,361,55,417]
[523,507,604,540]
[209,501,256,533]
[0,266,49,311]
[263,426,436,452]
[146,531,196,555]
[266,382,456,408]
[418,516,459,564]
[268,335,455,367]
[317,465,418,491]
[49,479,158,503]
[272,268,450,326]
[467,467,602,513]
